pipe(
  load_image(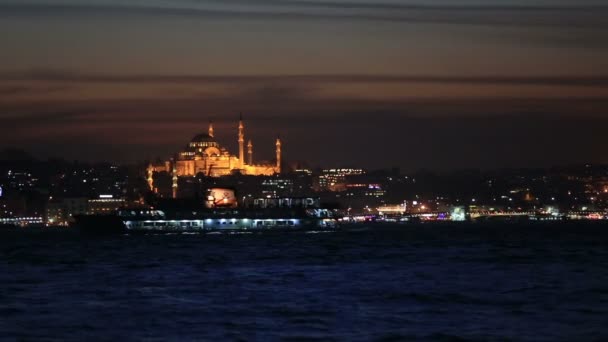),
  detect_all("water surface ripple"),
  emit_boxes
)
[1,225,608,340]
